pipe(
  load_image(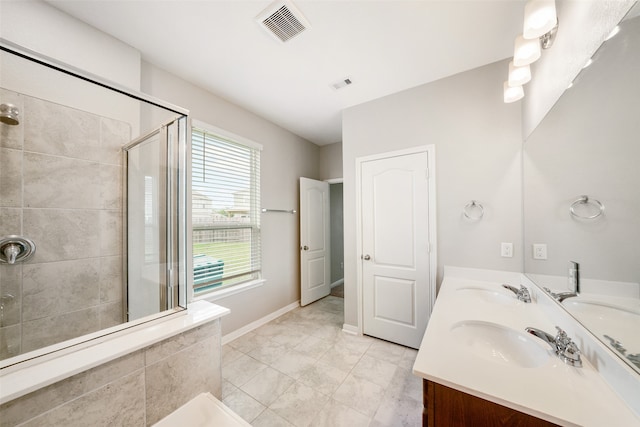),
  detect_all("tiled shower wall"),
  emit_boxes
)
[0,88,131,359]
